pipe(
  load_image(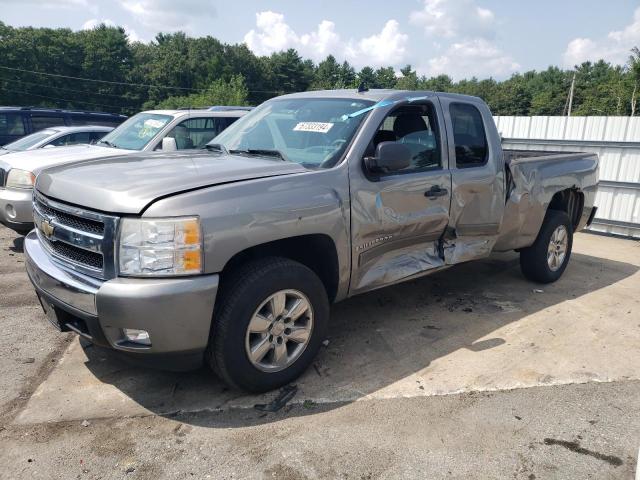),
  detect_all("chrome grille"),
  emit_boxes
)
[0,168,5,187]
[35,200,104,235]
[33,191,118,279]
[41,236,104,270]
